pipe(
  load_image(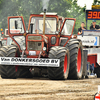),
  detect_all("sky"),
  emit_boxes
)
[77,0,94,9]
